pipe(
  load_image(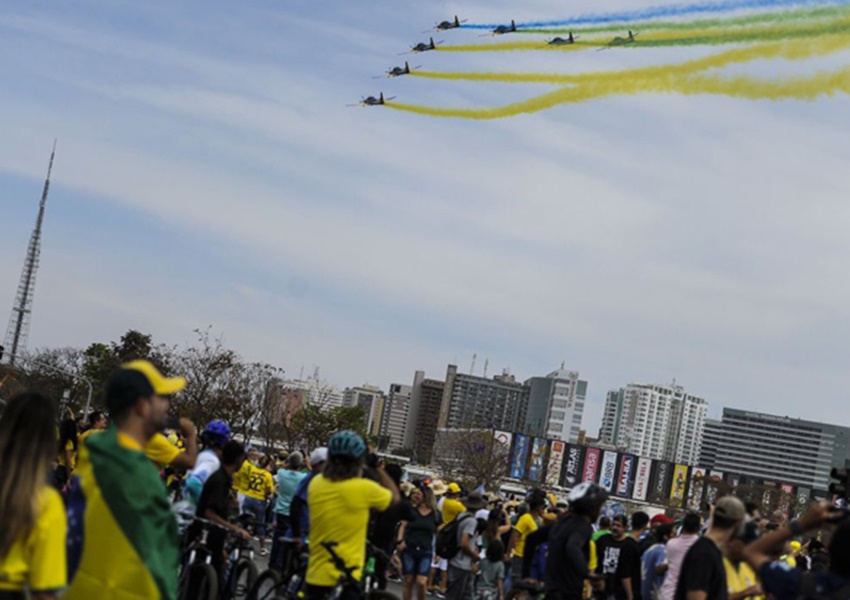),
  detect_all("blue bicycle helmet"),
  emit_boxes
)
[328,430,367,460]
[201,420,231,447]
